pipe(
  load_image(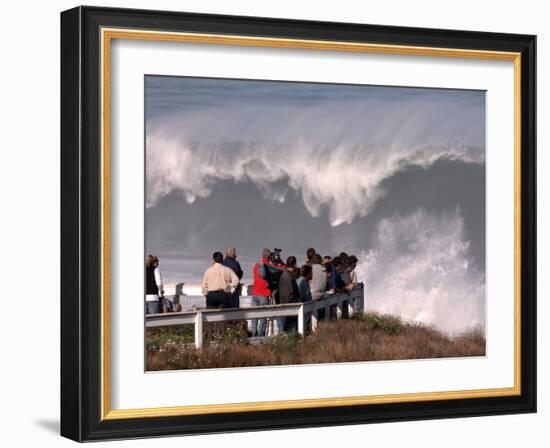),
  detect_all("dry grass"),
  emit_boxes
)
[146,312,485,371]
